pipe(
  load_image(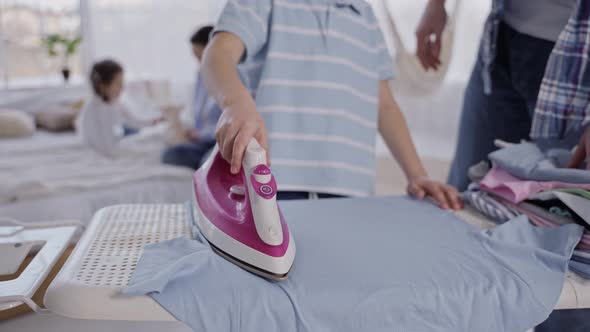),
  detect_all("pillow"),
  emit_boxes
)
[0,111,35,138]
[34,109,78,132]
